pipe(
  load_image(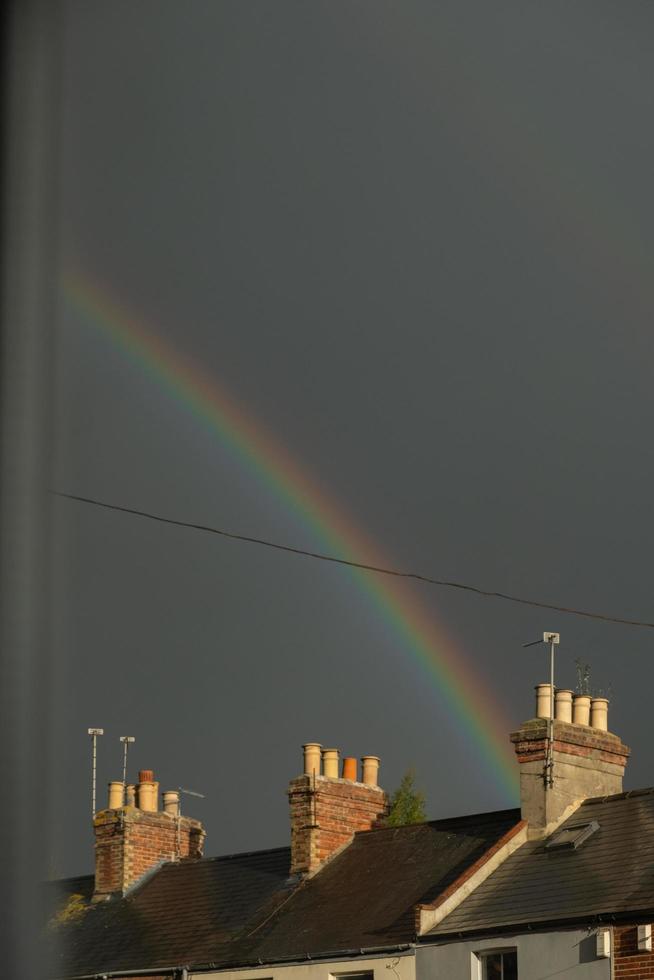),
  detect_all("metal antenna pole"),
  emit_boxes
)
[88,728,104,818]
[522,632,560,790]
[546,633,556,789]
[177,787,206,861]
[119,736,135,804]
